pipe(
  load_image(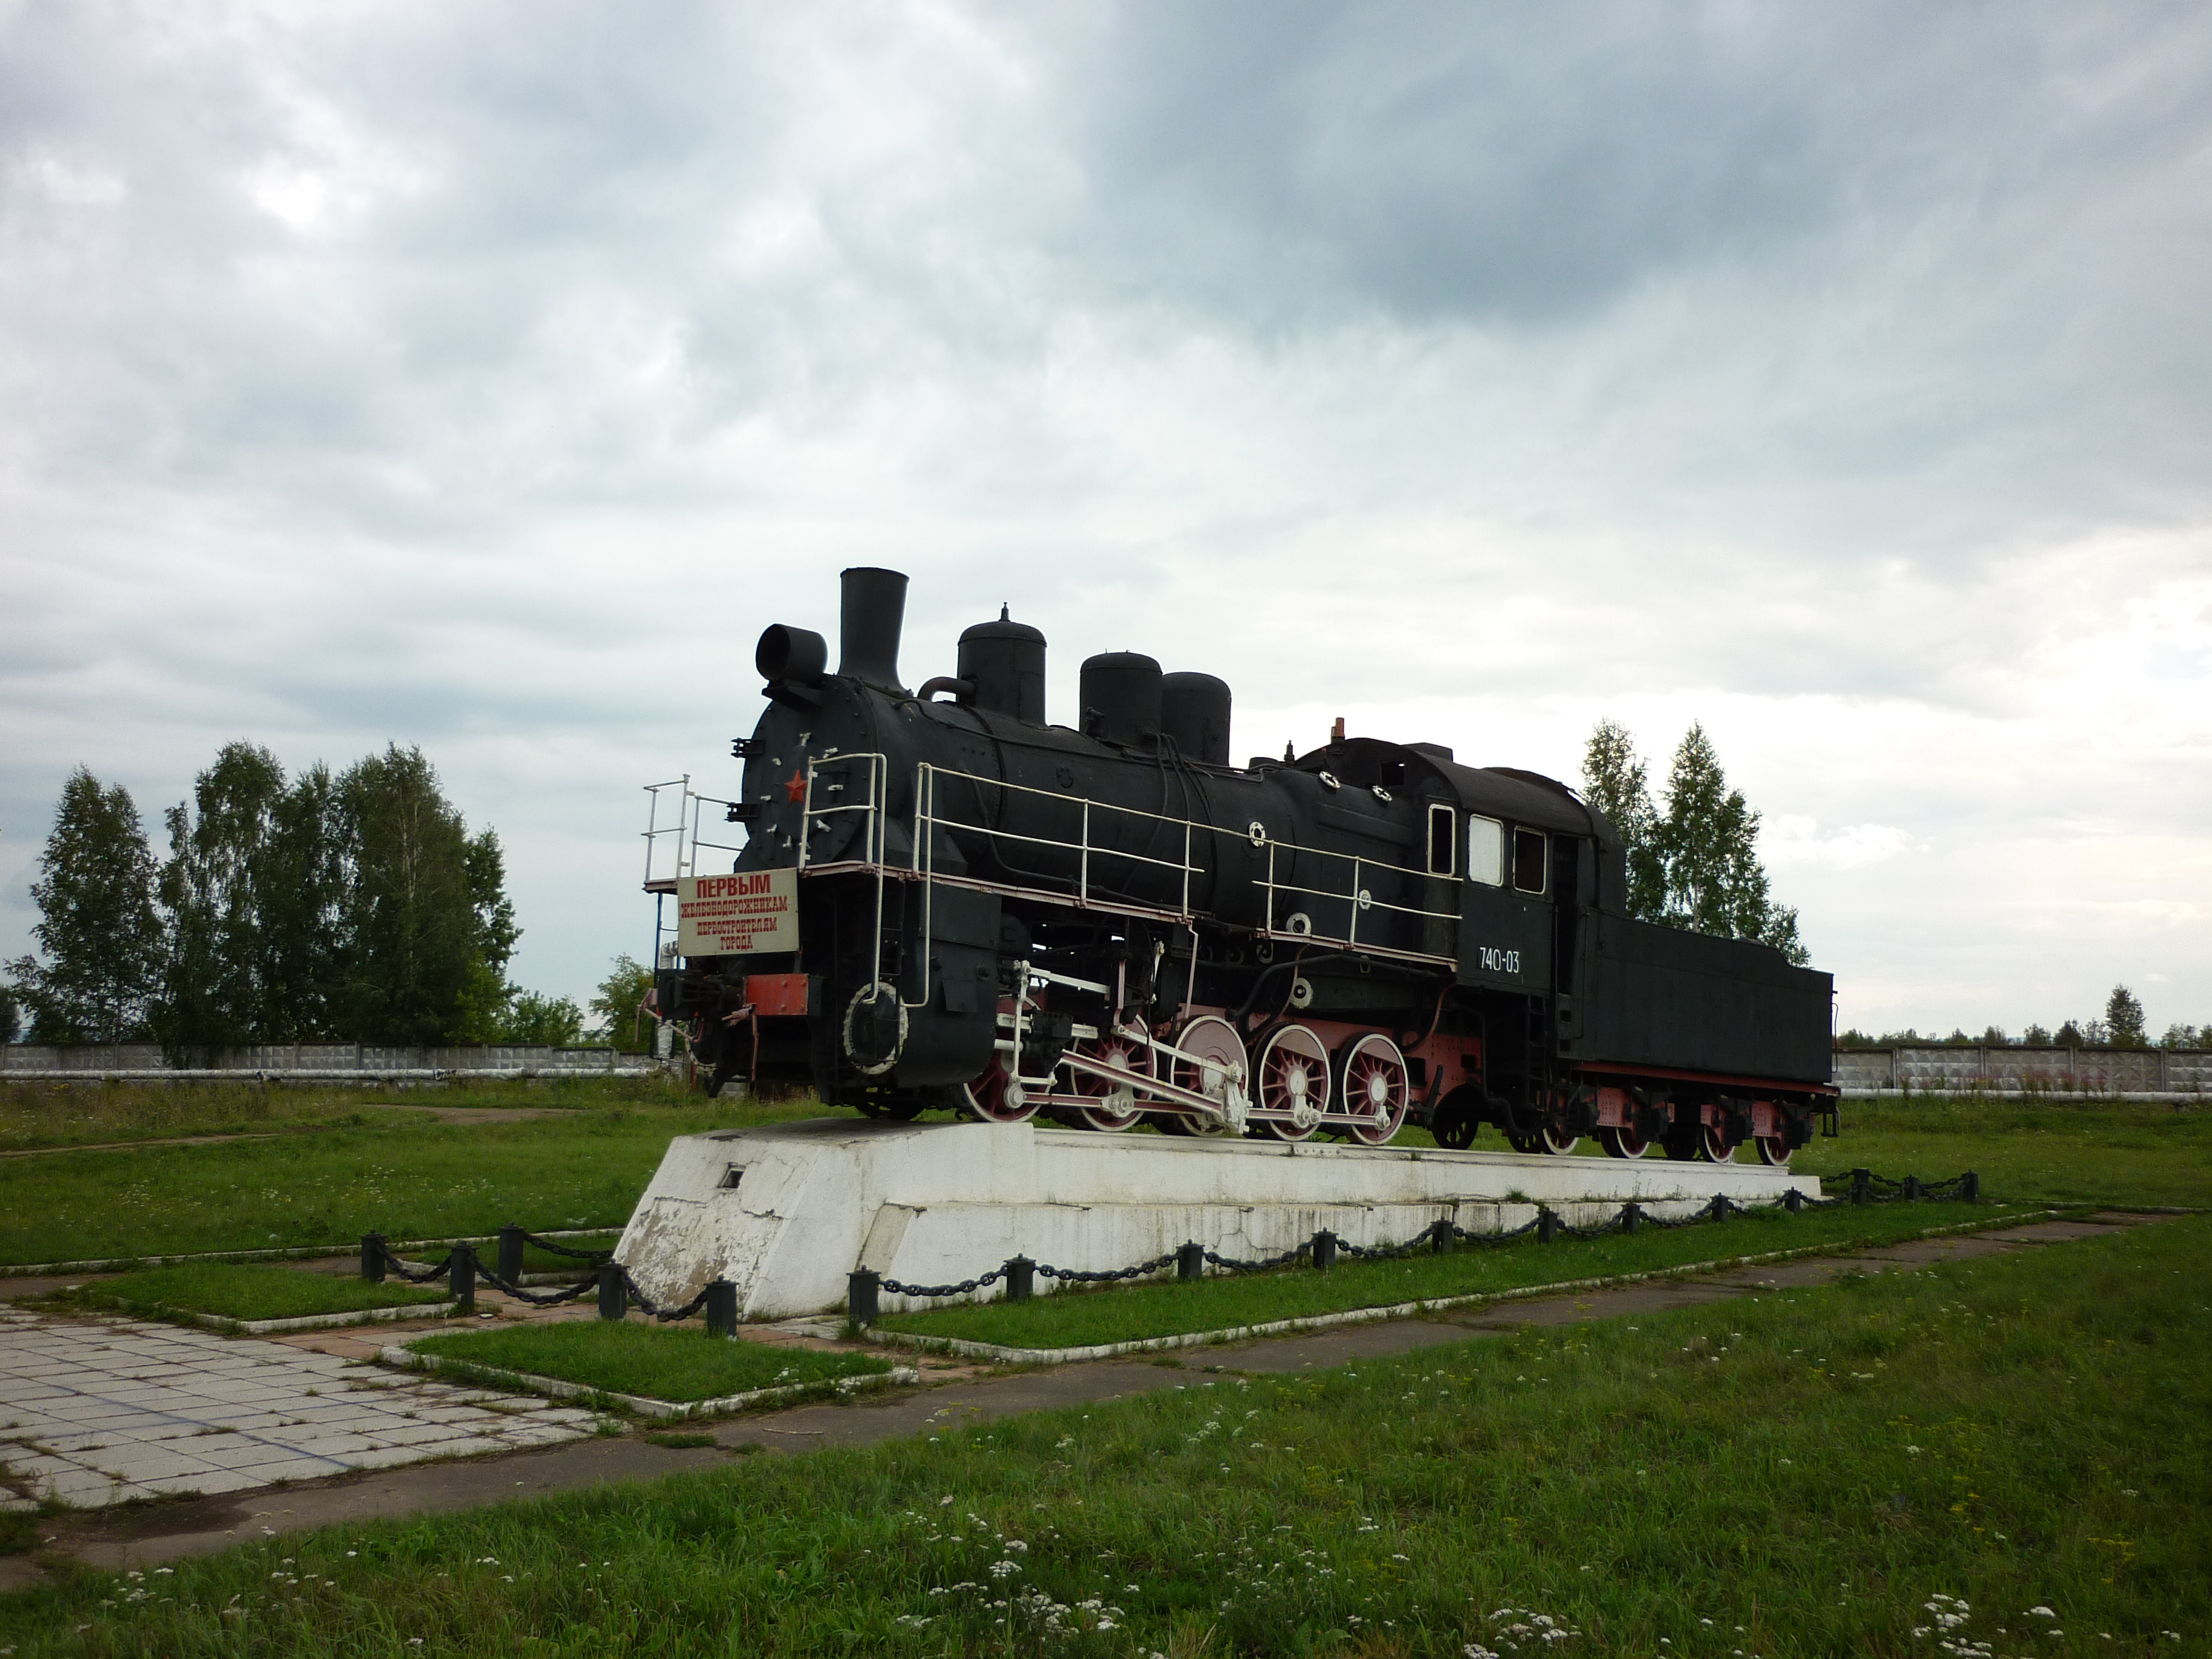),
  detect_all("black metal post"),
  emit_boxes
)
[1620,1202,1640,1236]
[705,1279,738,1338]
[848,1269,880,1327]
[1904,1175,1922,1201]
[1709,1193,1730,1222]
[450,1247,475,1316]
[1783,1187,1803,1215]
[1177,1241,1205,1282]
[596,1262,626,1321]
[1537,1207,1558,1245]
[1962,1170,1979,1203]
[1852,1168,1871,1205]
[1312,1230,1338,1271]
[361,1233,386,1283]
[1430,1218,1455,1254]
[1005,1256,1035,1303]
[497,1224,526,1285]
